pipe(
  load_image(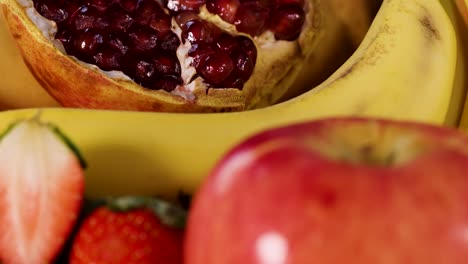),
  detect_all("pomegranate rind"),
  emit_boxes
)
[2,0,346,112]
